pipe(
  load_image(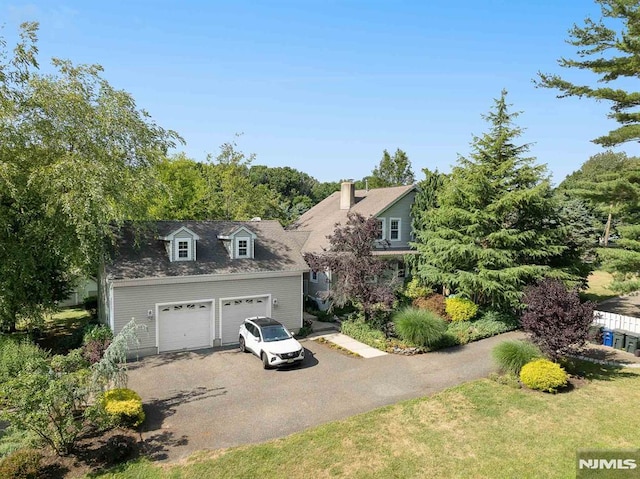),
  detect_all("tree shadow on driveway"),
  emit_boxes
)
[141,385,227,460]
